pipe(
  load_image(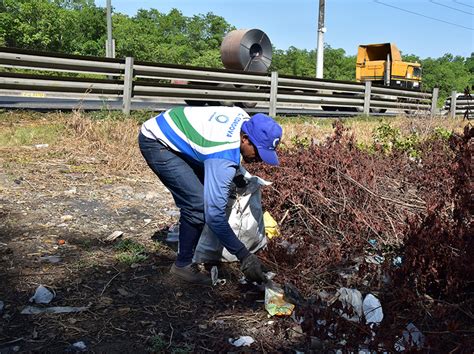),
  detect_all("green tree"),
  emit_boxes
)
[421,54,472,101]
[324,46,355,81]
[271,46,315,77]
